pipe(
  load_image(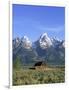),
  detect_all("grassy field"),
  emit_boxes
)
[13,66,65,85]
